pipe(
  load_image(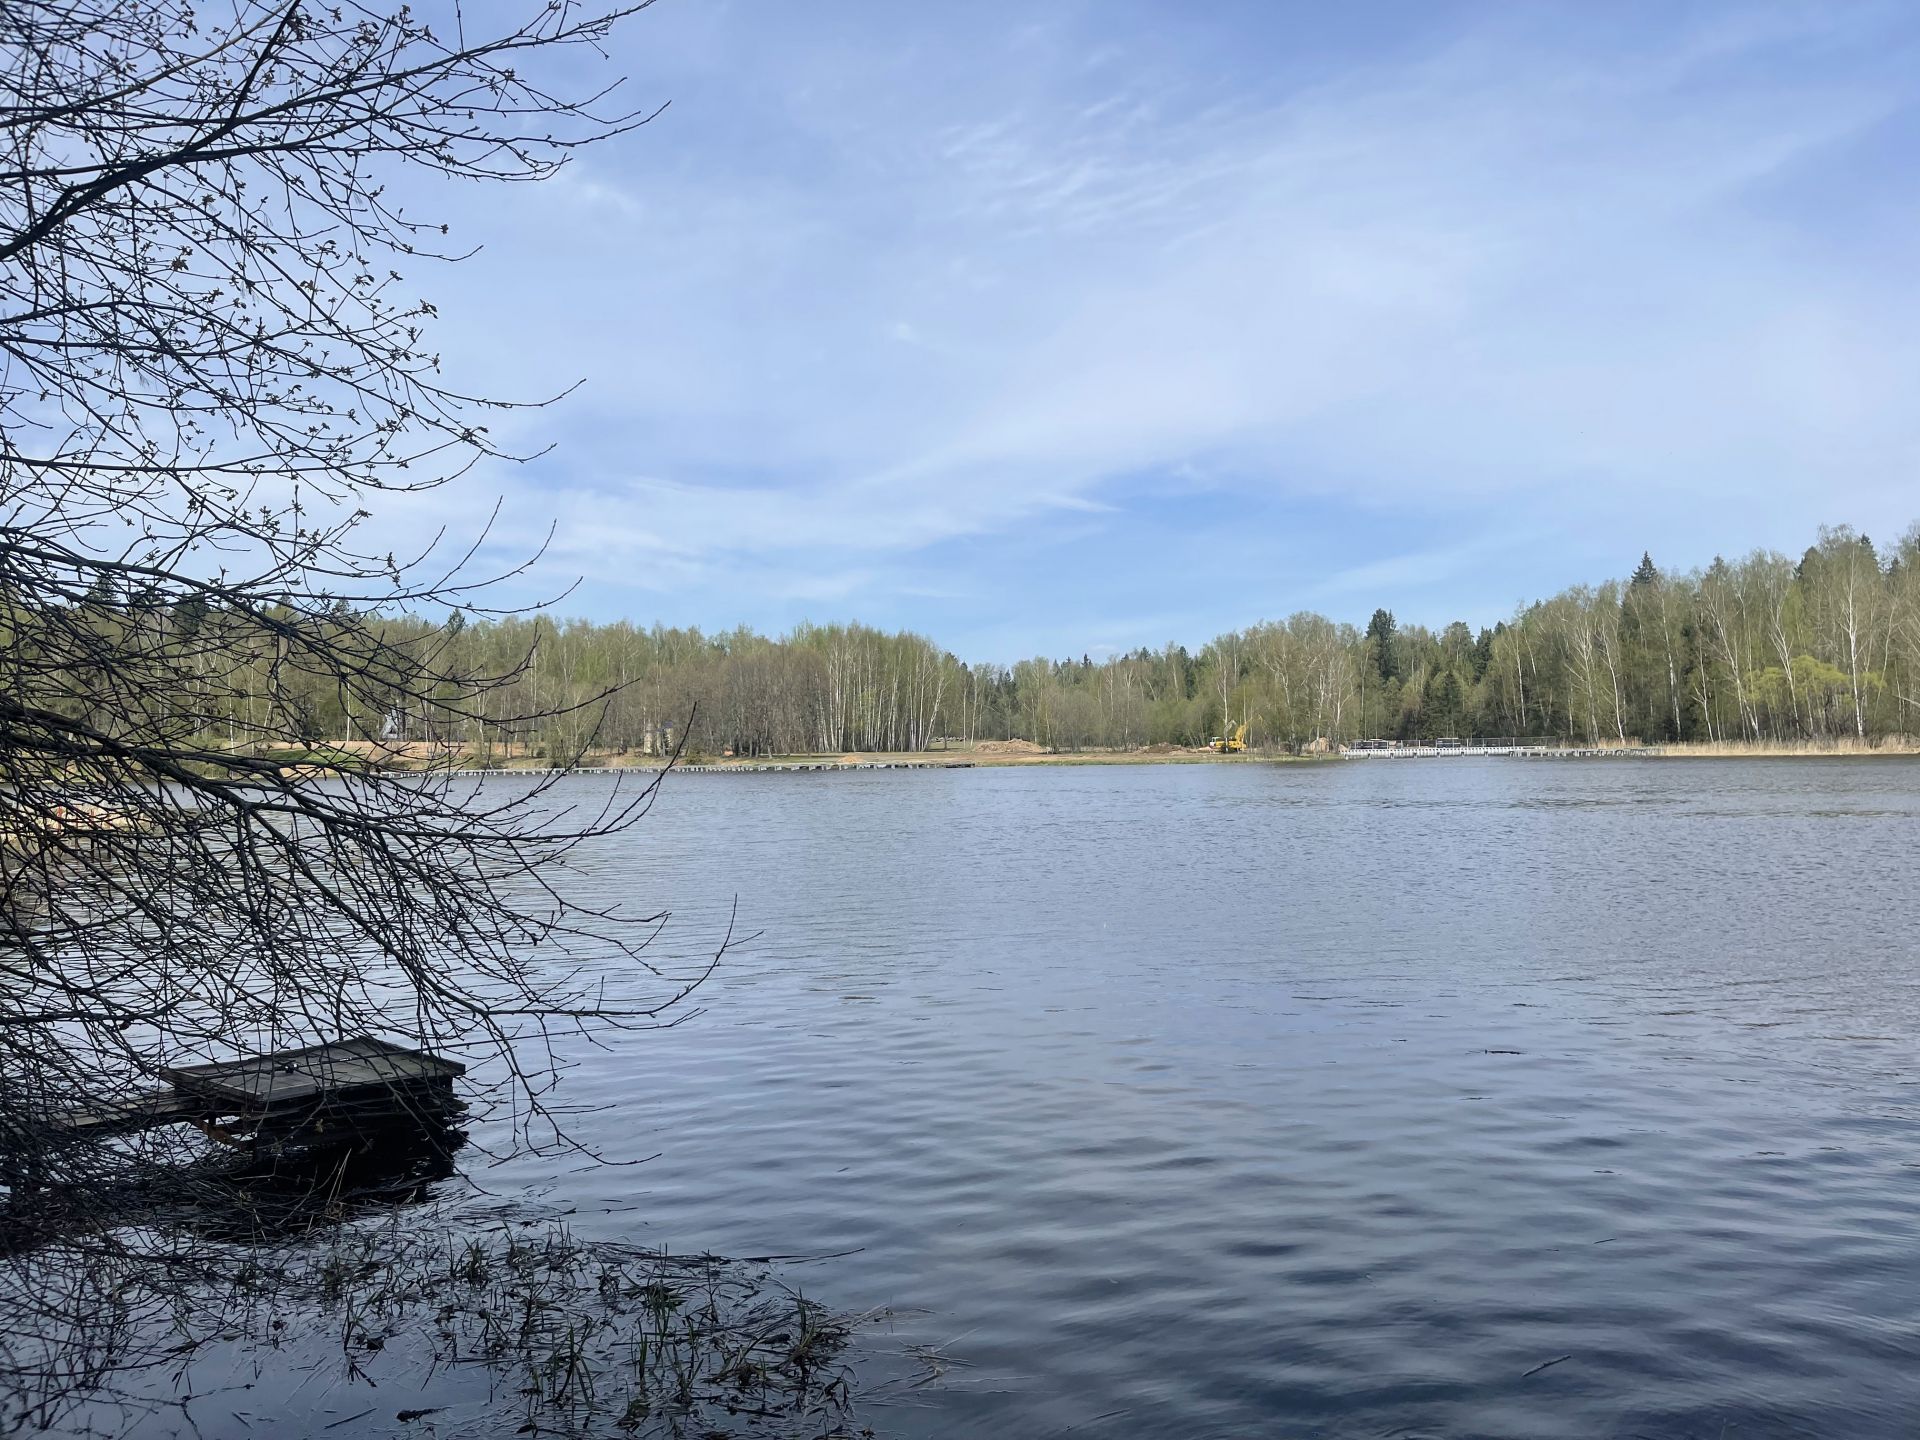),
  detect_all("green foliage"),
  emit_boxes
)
[22,521,1920,755]
[1365,608,1398,683]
